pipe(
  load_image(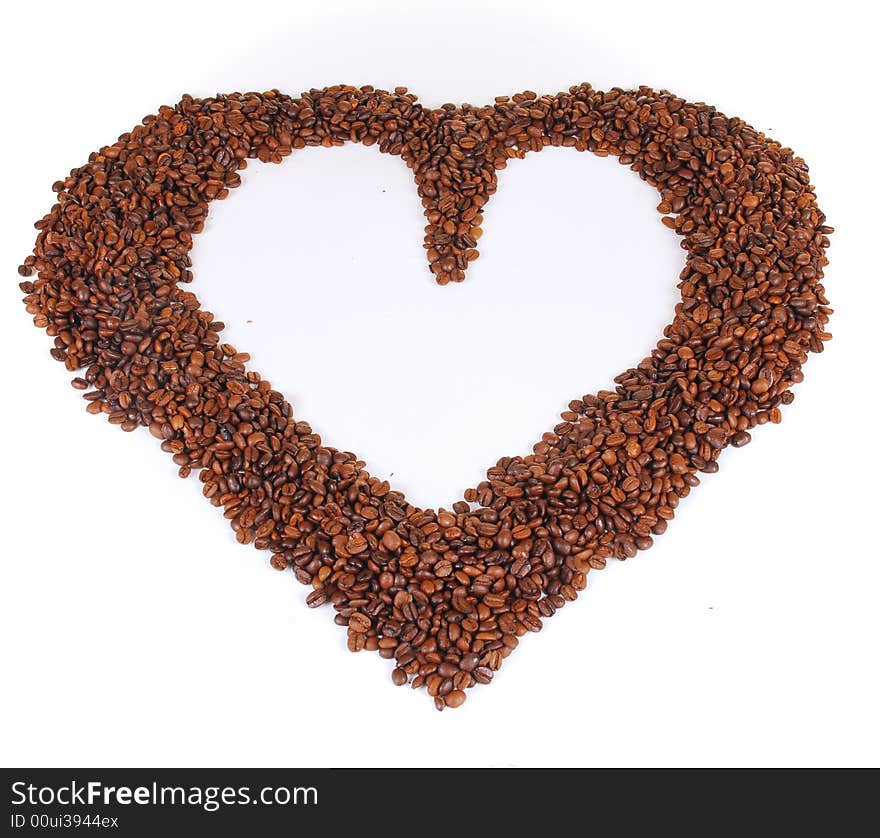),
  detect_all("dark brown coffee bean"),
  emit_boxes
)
[460,653,480,672]
[706,428,727,449]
